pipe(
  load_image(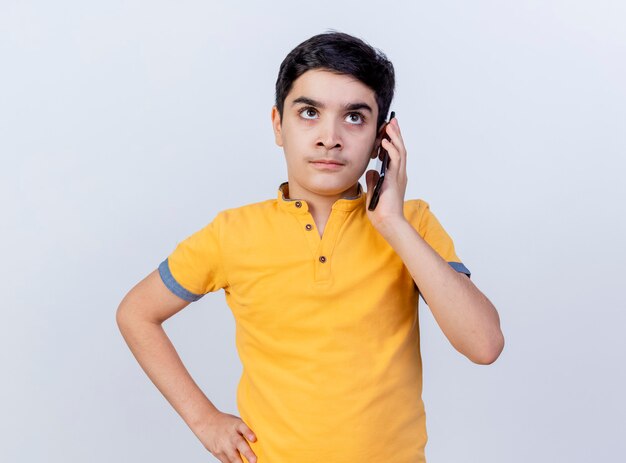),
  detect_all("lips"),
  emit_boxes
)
[310,160,344,165]
[310,160,344,171]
